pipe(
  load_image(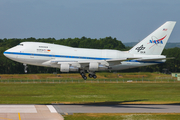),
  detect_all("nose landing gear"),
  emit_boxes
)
[23,64,28,73]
